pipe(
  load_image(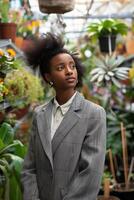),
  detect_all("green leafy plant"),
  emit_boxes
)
[87,19,128,39]
[0,122,26,200]
[4,66,44,108]
[90,55,130,87]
